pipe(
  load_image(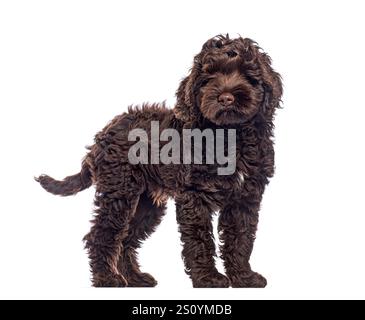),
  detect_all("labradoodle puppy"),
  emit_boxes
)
[36,34,282,288]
